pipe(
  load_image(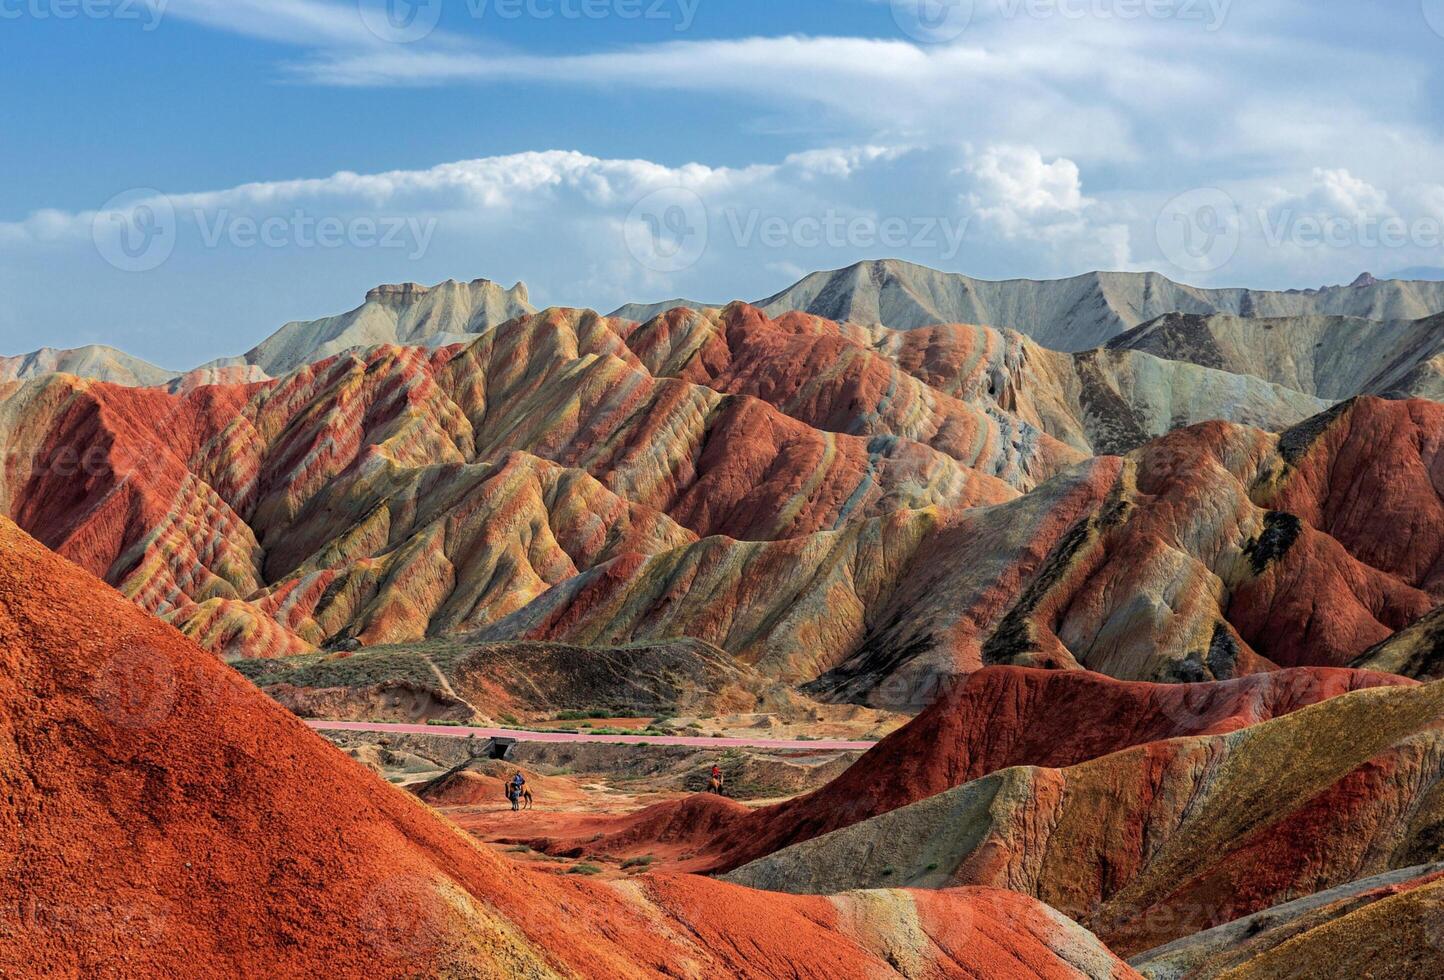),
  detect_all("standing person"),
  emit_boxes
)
[707,764,725,796]
[509,771,527,811]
